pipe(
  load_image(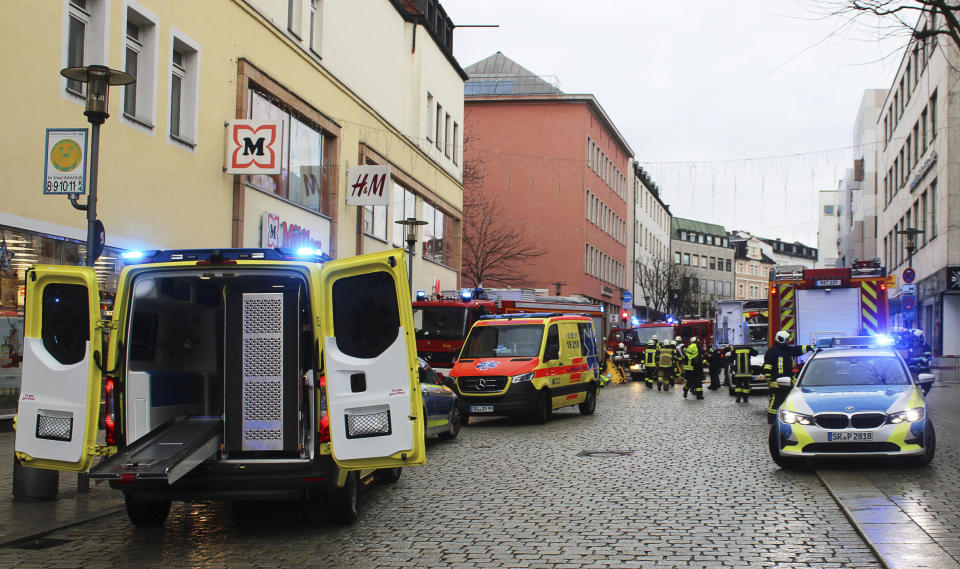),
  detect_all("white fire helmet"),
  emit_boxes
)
[775,330,791,343]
